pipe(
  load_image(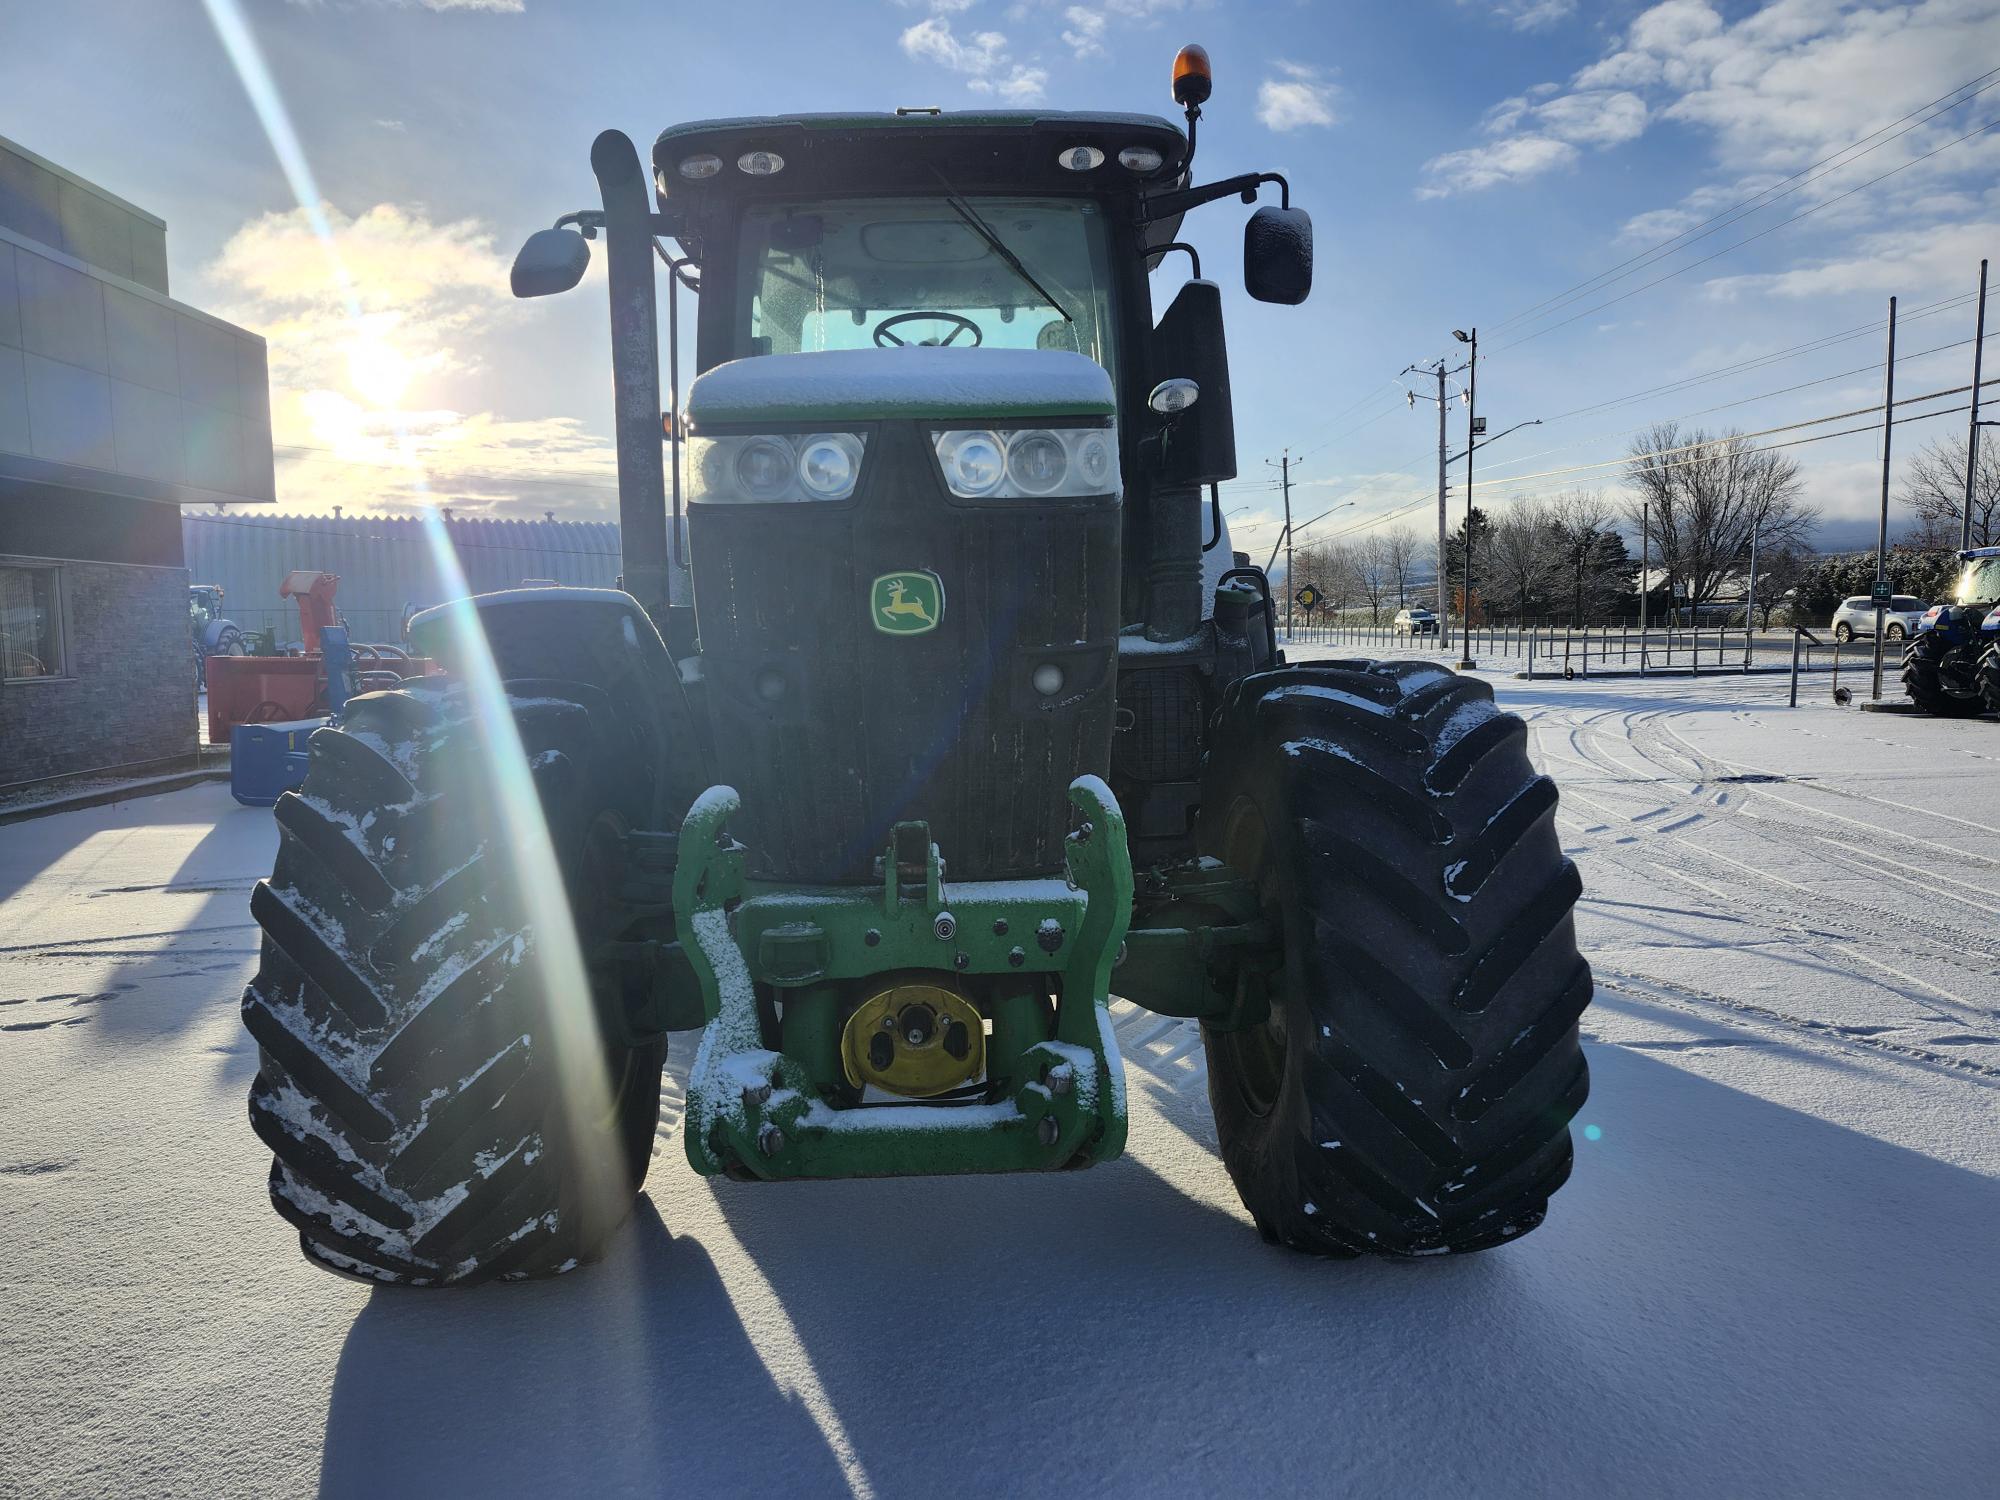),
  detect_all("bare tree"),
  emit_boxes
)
[1382,526,1422,608]
[1358,534,1394,622]
[1547,489,1627,625]
[1483,498,1562,621]
[1623,423,1815,619]
[1290,537,1363,620]
[1899,433,2000,548]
